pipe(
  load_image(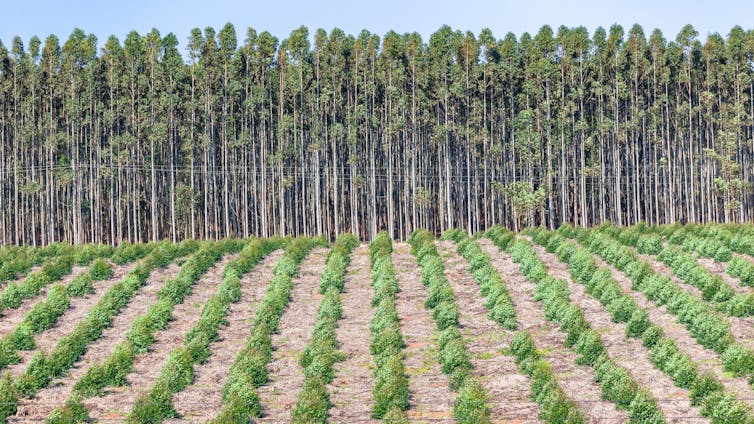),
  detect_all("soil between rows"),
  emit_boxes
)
[437,240,541,424]
[166,249,286,422]
[327,244,379,424]
[392,243,455,423]
[255,247,330,423]
[10,262,183,422]
[479,238,628,424]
